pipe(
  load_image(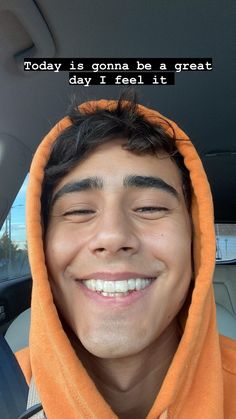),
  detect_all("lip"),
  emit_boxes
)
[77,278,157,307]
[76,271,157,281]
